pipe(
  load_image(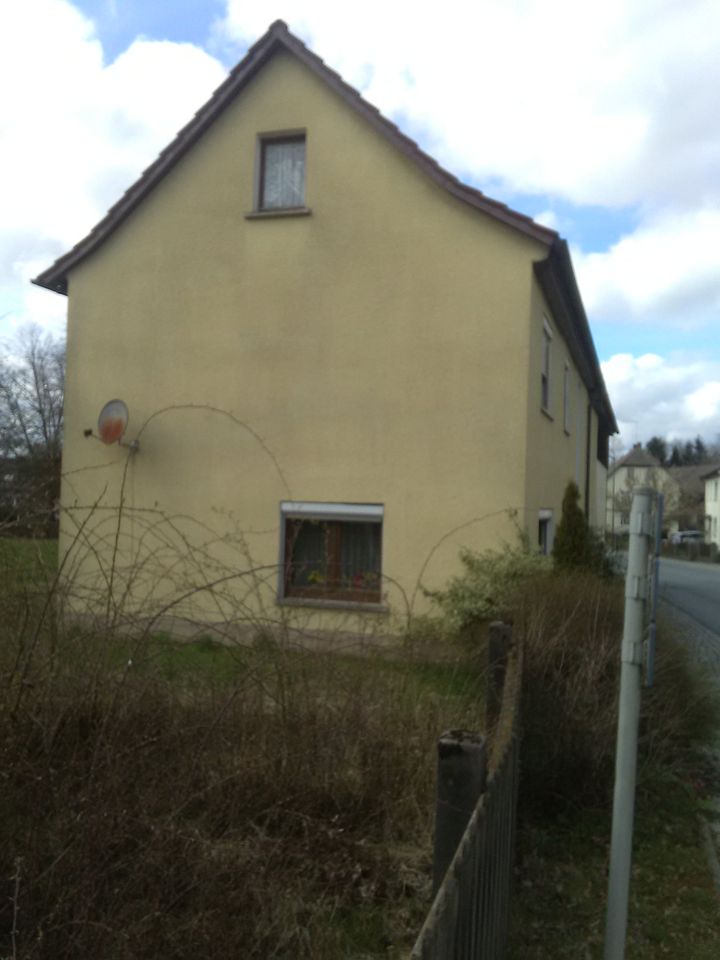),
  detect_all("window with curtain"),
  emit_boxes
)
[280,502,383,604]
[259,136,305,210]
